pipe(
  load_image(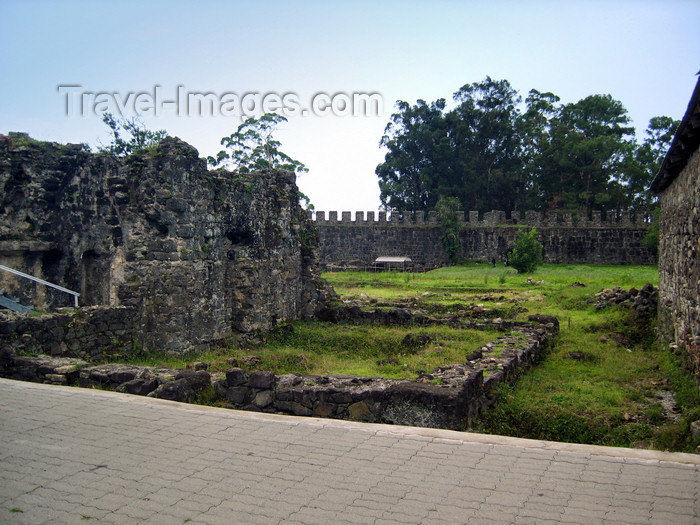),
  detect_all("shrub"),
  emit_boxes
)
[509,228,543,274]
[98,112,167,156]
